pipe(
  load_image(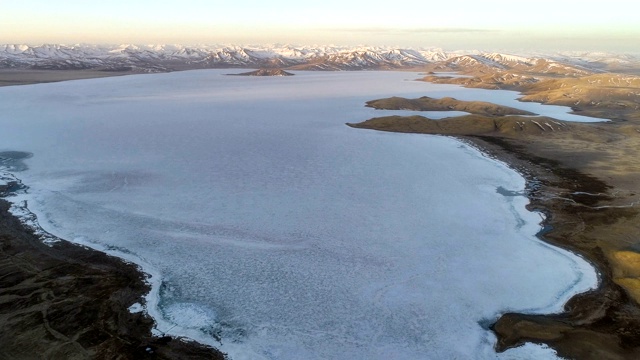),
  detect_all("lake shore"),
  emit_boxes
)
[349,106,640,358]
[464,135,640,360]
[0,70,225,359]
[0,198,225,359]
